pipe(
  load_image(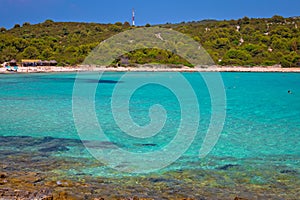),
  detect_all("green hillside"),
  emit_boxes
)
[0,16,300,67]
